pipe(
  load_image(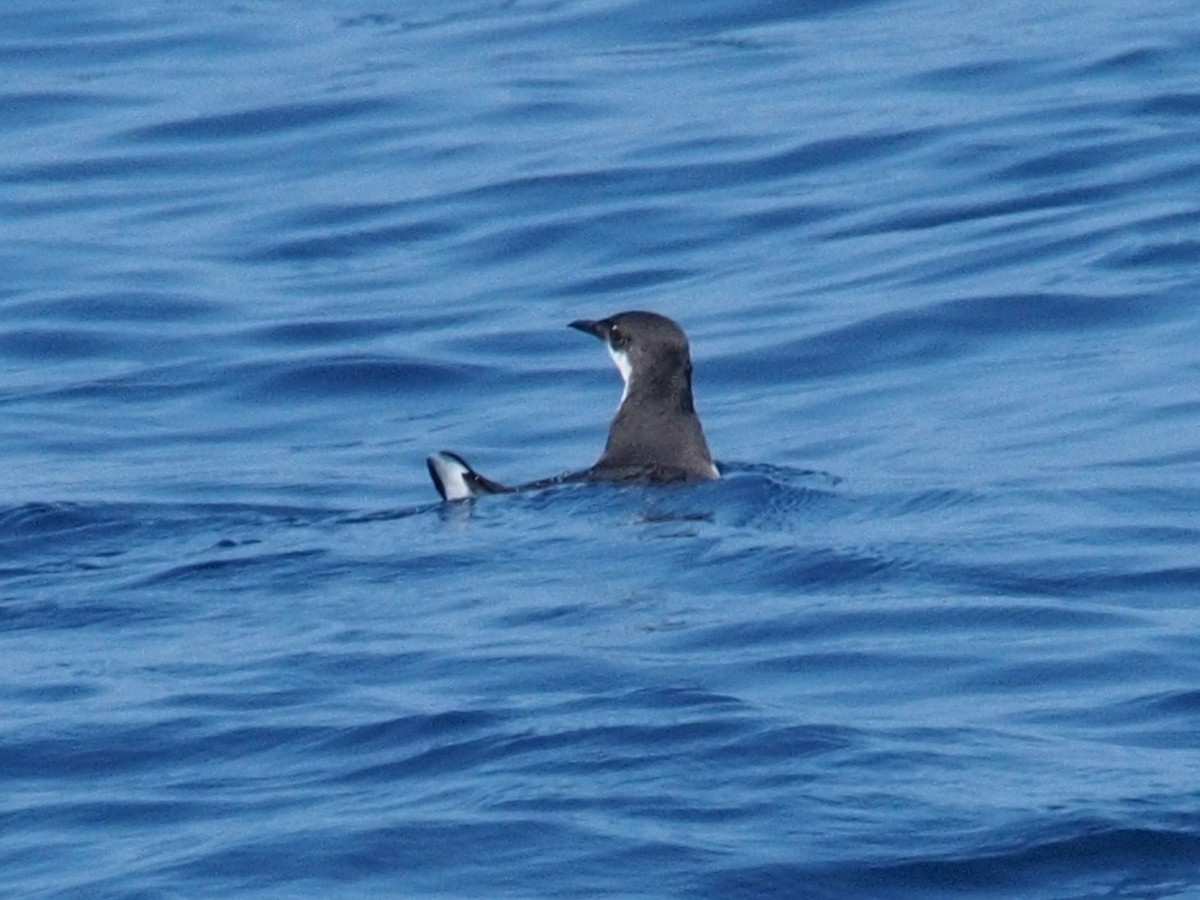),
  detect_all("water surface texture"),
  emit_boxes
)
[3,1,1200,897]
